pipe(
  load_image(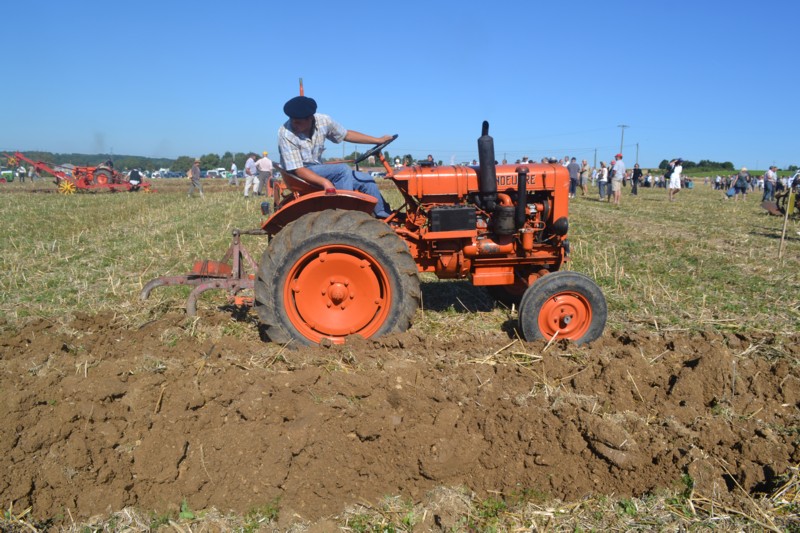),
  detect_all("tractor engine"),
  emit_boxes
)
[390,122,570,288]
